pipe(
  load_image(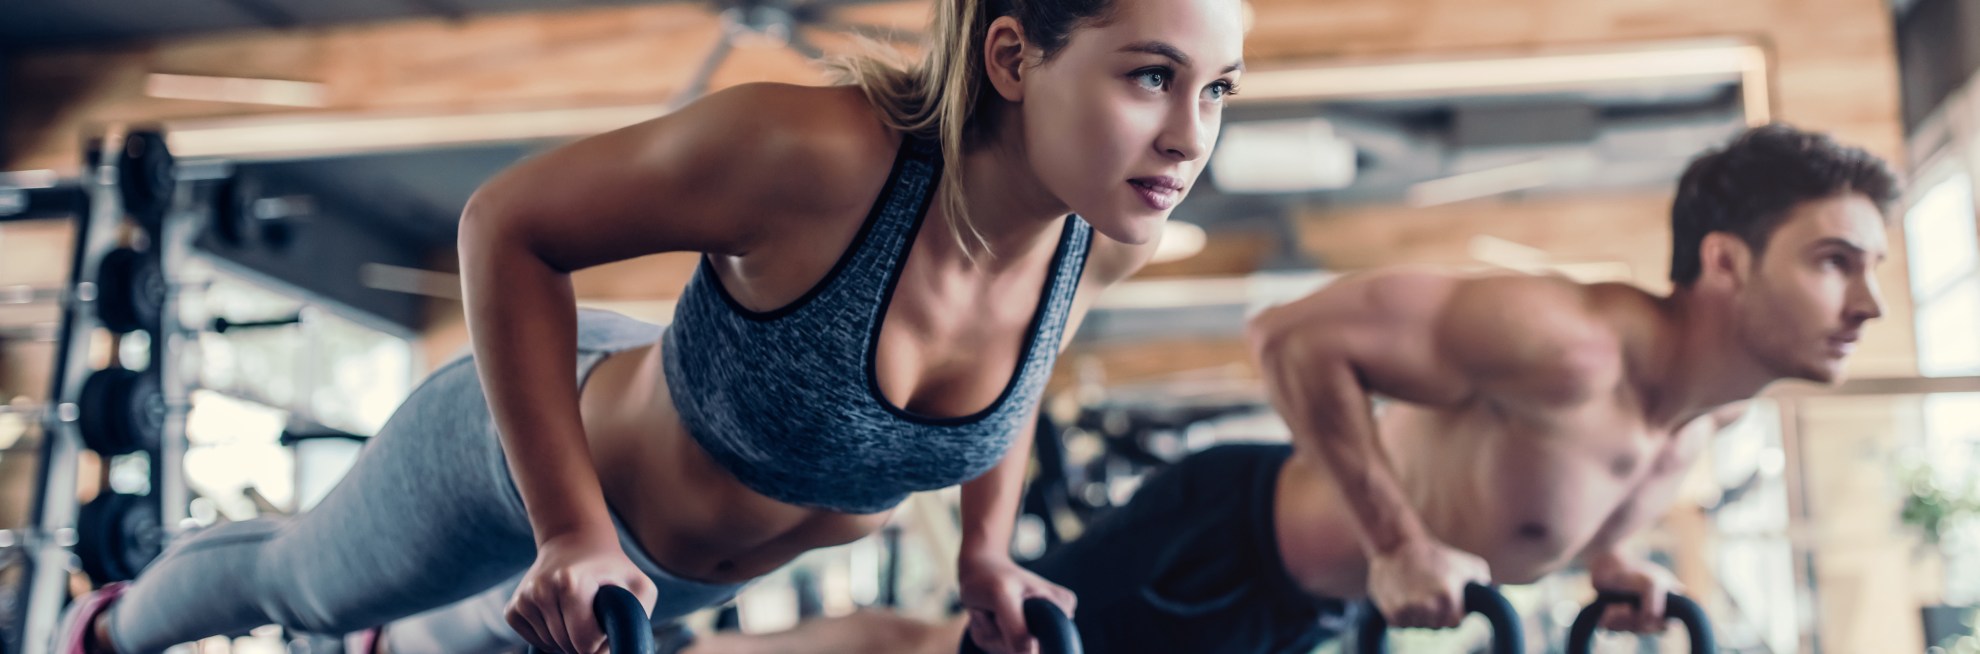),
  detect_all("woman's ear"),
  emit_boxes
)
[983,16,1029,102]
